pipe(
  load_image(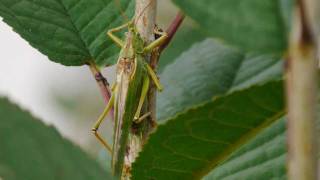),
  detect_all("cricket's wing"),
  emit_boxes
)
[112,66,130,174]
[112,57,144,176]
